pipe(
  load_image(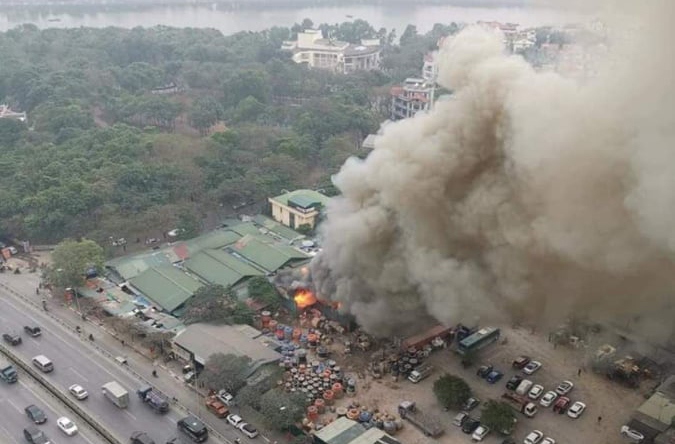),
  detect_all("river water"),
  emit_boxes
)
[0,3,586,34]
